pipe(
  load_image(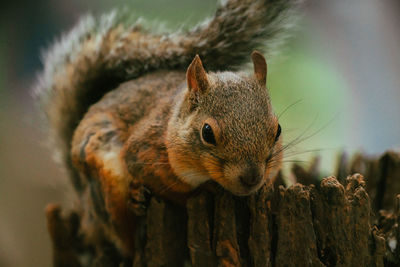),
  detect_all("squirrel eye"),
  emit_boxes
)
[201,123,216,145]
[275,124,281,143]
